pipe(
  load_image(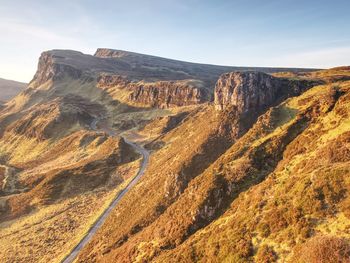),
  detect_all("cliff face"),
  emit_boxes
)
[214,71,311,112]
[97,74,207,108]
[97,74,130,88]
[128,81,205,108]
[29,52,83,89]
[214,71,316,138]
